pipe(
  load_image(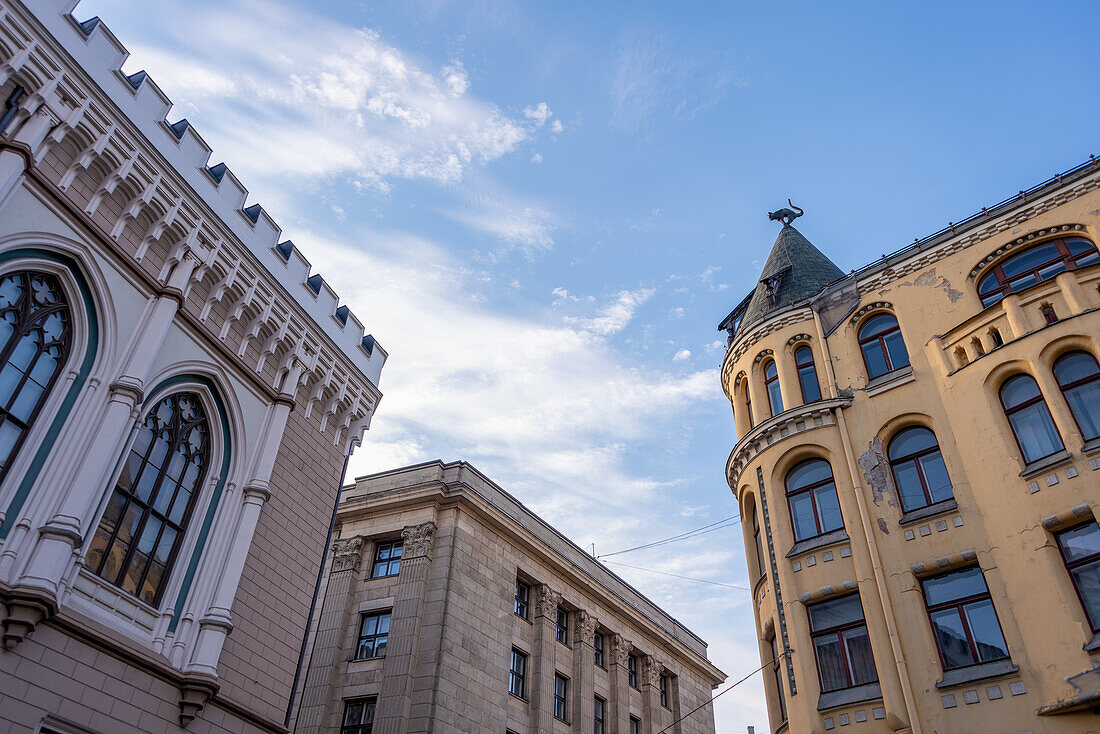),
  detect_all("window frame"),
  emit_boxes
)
[795,345,821,403]
[807,594,879,694]
[742,379,754,430]
[752,506,767,580]
[769,634,787,723]
[1054,351,1100,442]
[509,647,528,699]
[627,653,639,688]
[785,458,844,542]
[630,716,640,734]
[659,672,670,709]
[977,236,1100,308]
[355,610,391,660]
[593,631,605,667]
[857,313,909,380]
[553,672,569,721]
[593,695,606,734]
[514,578,530,619]
[555,606,569,644]
[1055,521,1100,633]
[921,567,1011,672]
[370,540,403,578]
[341,697,377,734]
[999,374,1064,463]
[887,426,954,512]
[763,358,783,417]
